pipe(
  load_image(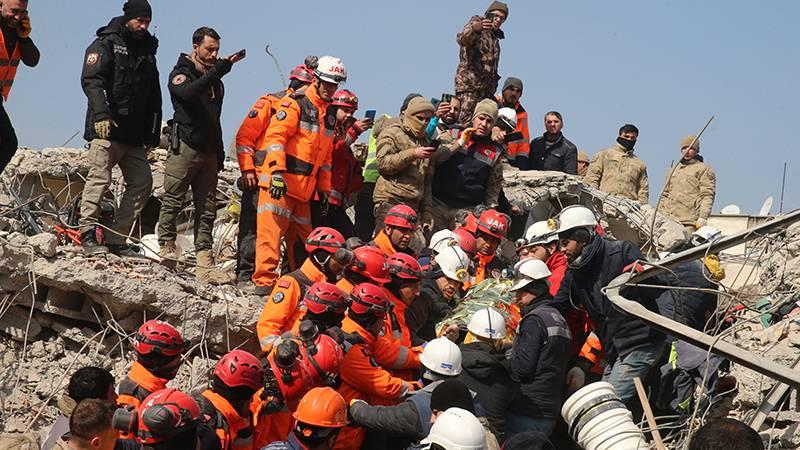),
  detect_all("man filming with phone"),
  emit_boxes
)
[156,26,244,284]
[454,1,508,125]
